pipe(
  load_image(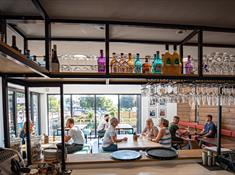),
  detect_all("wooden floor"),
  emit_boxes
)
[71,162,234,175]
